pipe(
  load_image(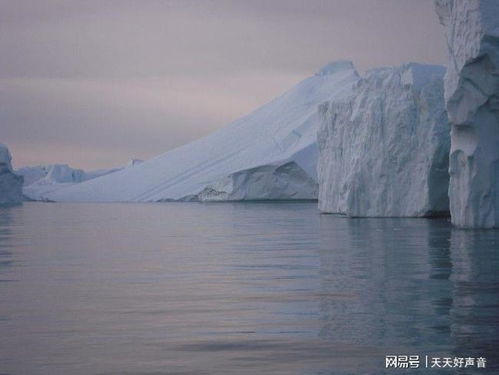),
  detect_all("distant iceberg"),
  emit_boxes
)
[38,61,359,203]
[19,161,141,201]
